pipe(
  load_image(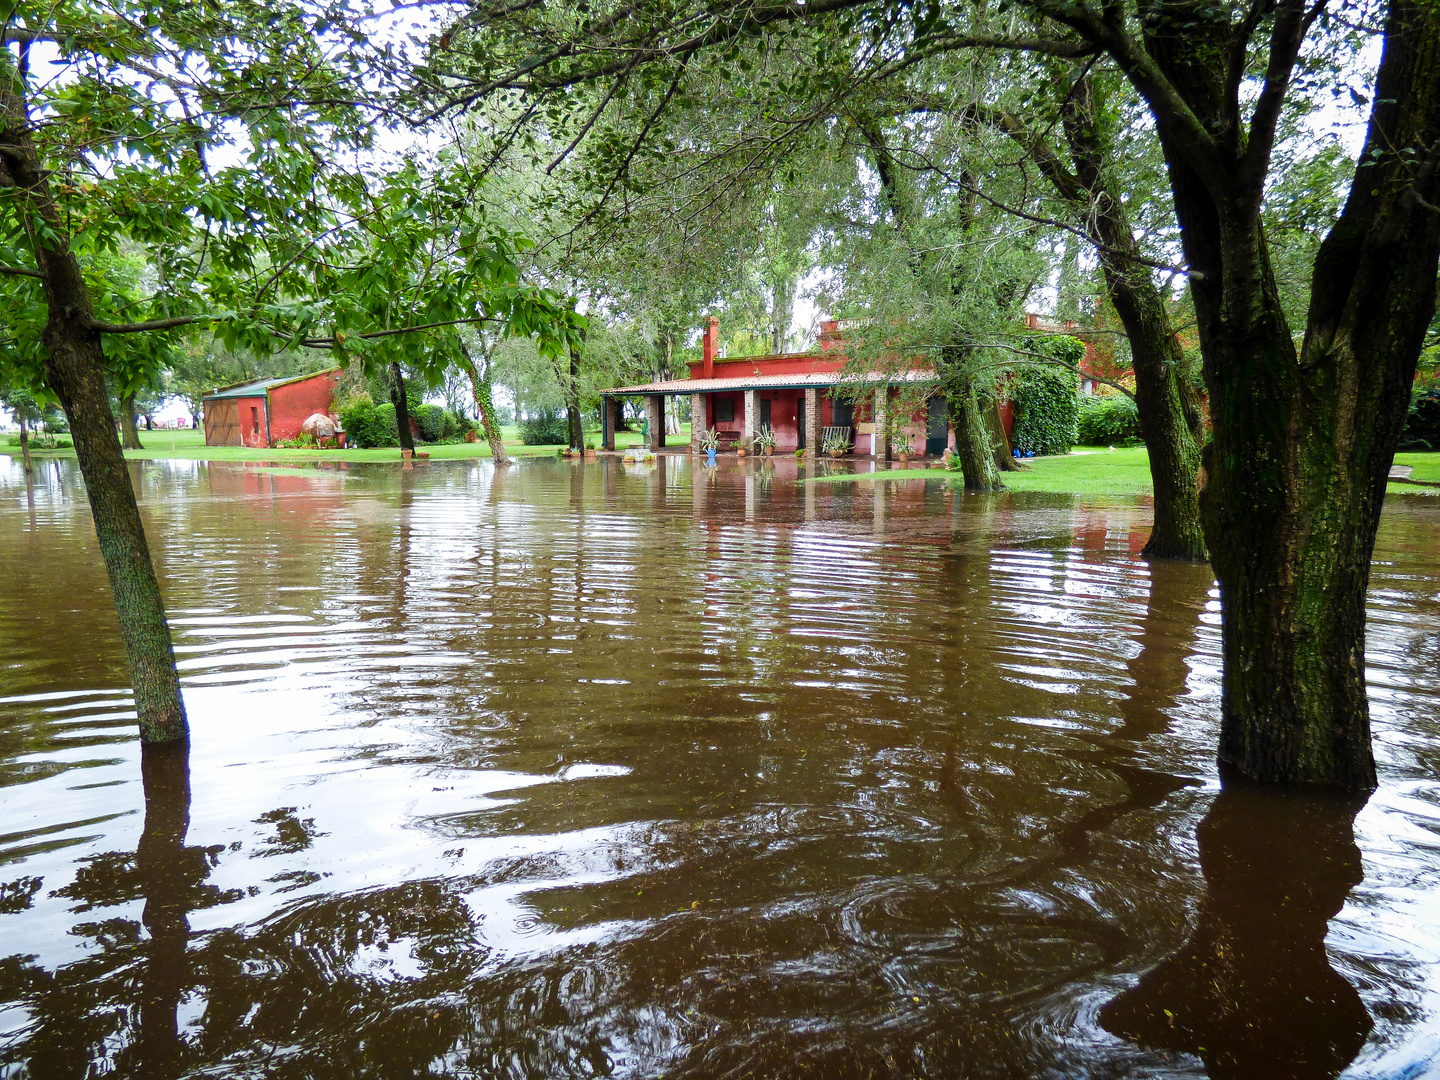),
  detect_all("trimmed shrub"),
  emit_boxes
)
[339,394,400,448]
[1010,369,1079,456]
[1076,394,1143,446]
[519,410,569,445]
[1399,387,1440,451]
[412,402,446,442]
